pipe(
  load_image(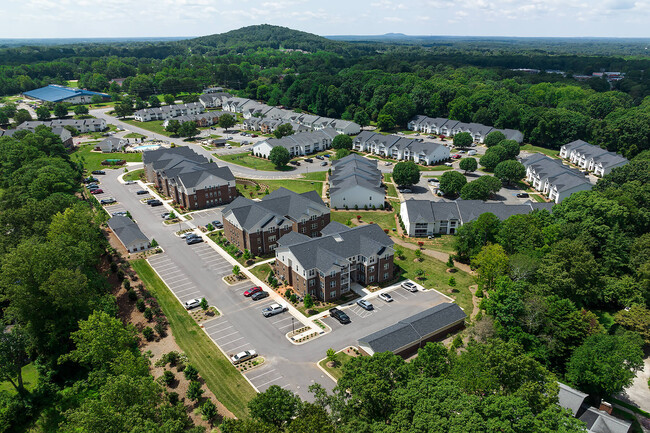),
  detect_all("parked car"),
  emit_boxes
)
[290,160,299,165]
[315,155,324,160]
[385,161,393,166]
[83,177,98,183]
[161,212,170,219]
[251,134,258,138]
[186,236,203,245]
[212,220,223,229]
[458,150,466,154]
[226,145,232,149]
[251,291,269,301]
[180,232,196,239]
[183,298,201,310]
[136,190,148,195]
[262,303,287,317]
[356,299,374,311]
[91,170,106,175]
[401,188,412,193]
[329,307,351,324]
[444,162,454,167]
[320,161,327,166]
[324,154,331,158]
[401,281,418,292]
[452,154,462,159]
[230,350,257,365]
[112,211,128,217]
[148,200,163,206]
[467,150,477,156]
[304,158,313,163]
[427,178,439,184]
[244,286,263,297]
[87,184,100,190]
[90,188,104,194]
[124,180,136,185]
[100,197,116,205]
[516,193,530,198]
[378,293,394,302]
